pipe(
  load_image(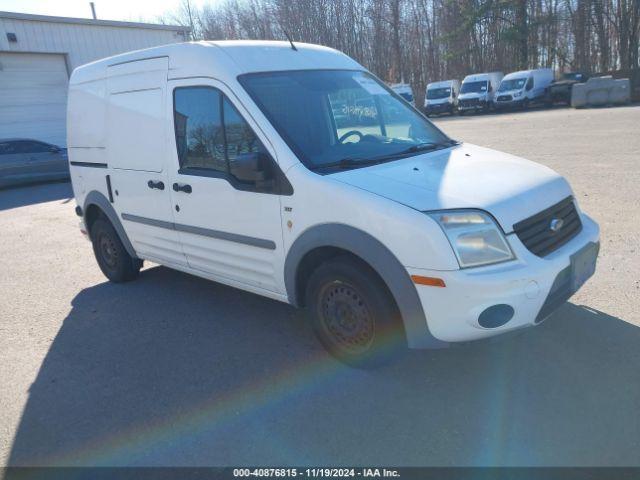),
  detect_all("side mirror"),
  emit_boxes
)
[230,151,271,184]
